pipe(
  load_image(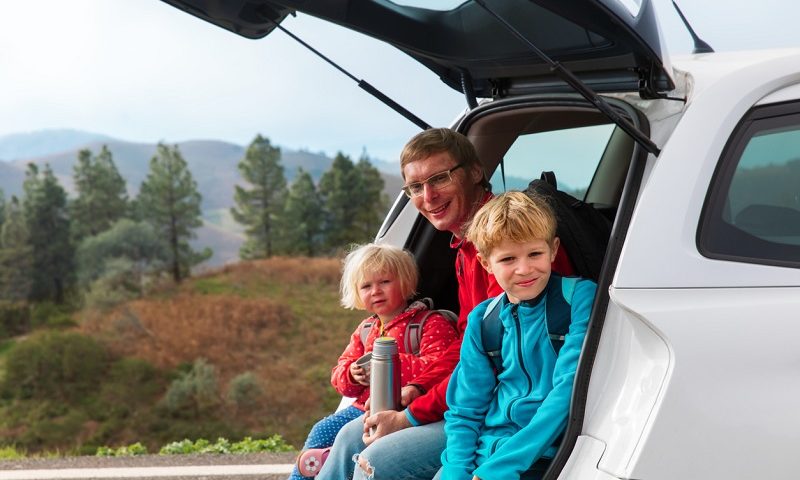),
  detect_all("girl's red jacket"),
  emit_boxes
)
[330,301,459,411]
